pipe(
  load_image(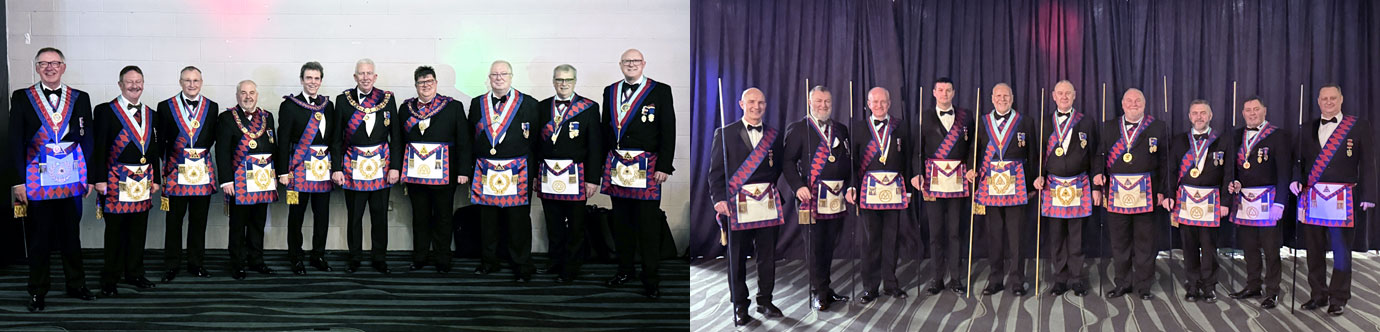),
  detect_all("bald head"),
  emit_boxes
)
[739,88,766,125]
[1121,88,1146,120]
[620,48,645,82]
[1053,80,1076,111]
[867,87,891,118]
[991,83,1013,113]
